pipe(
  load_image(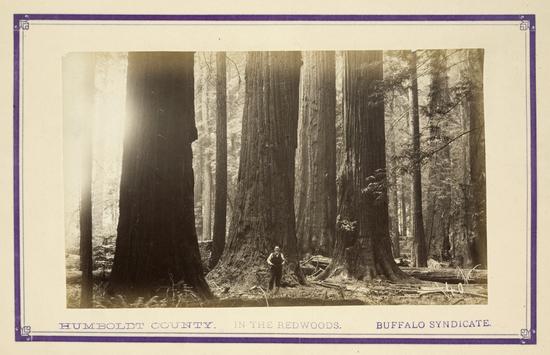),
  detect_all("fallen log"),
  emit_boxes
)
[306,255,331,268]
[400,267,487,284]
